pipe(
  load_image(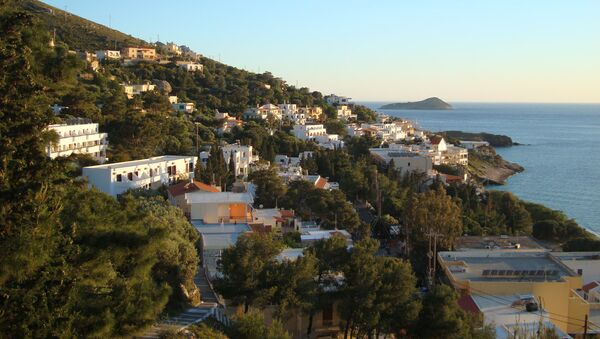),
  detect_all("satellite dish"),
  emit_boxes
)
[259,204,264,209]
